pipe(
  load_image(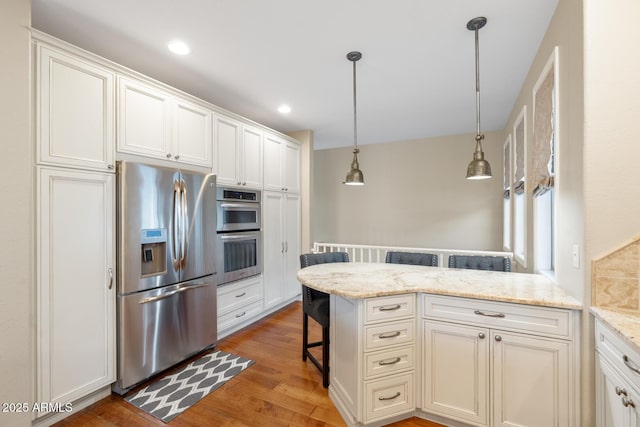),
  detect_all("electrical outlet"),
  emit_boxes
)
[572,244,580,269]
